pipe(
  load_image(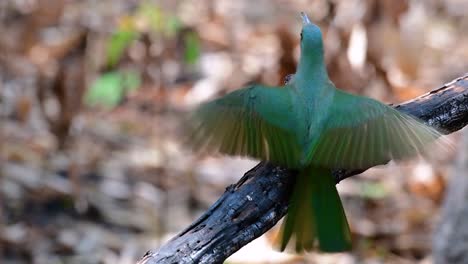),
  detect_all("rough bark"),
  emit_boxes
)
[139,74,468,264]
